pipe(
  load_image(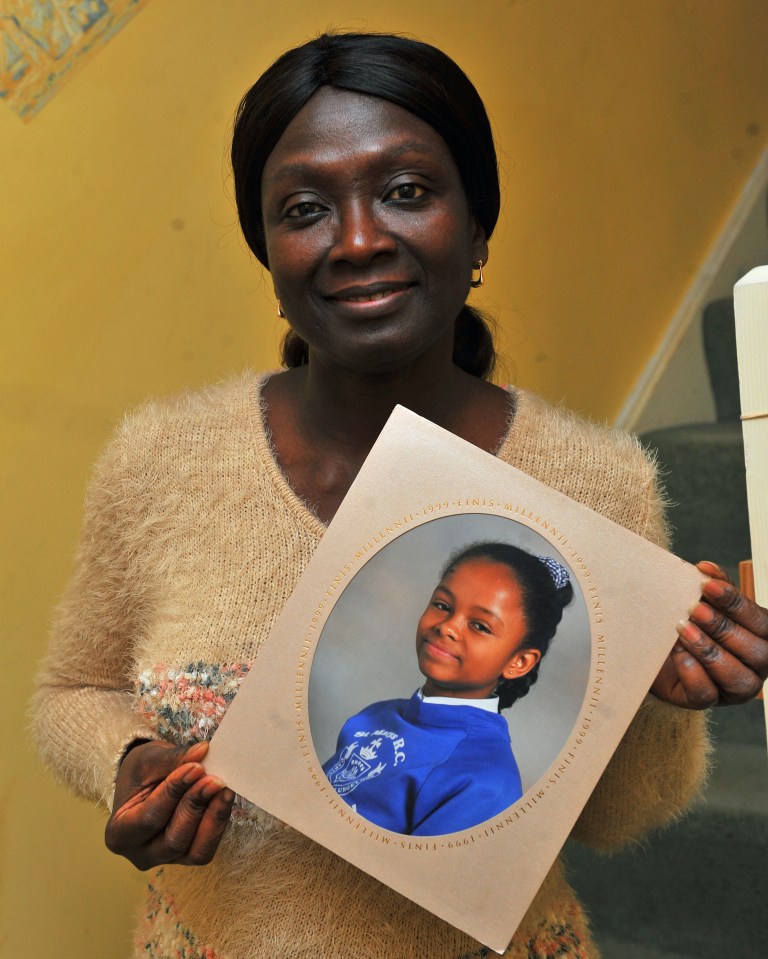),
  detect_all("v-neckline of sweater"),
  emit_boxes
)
[248,371,526,537]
